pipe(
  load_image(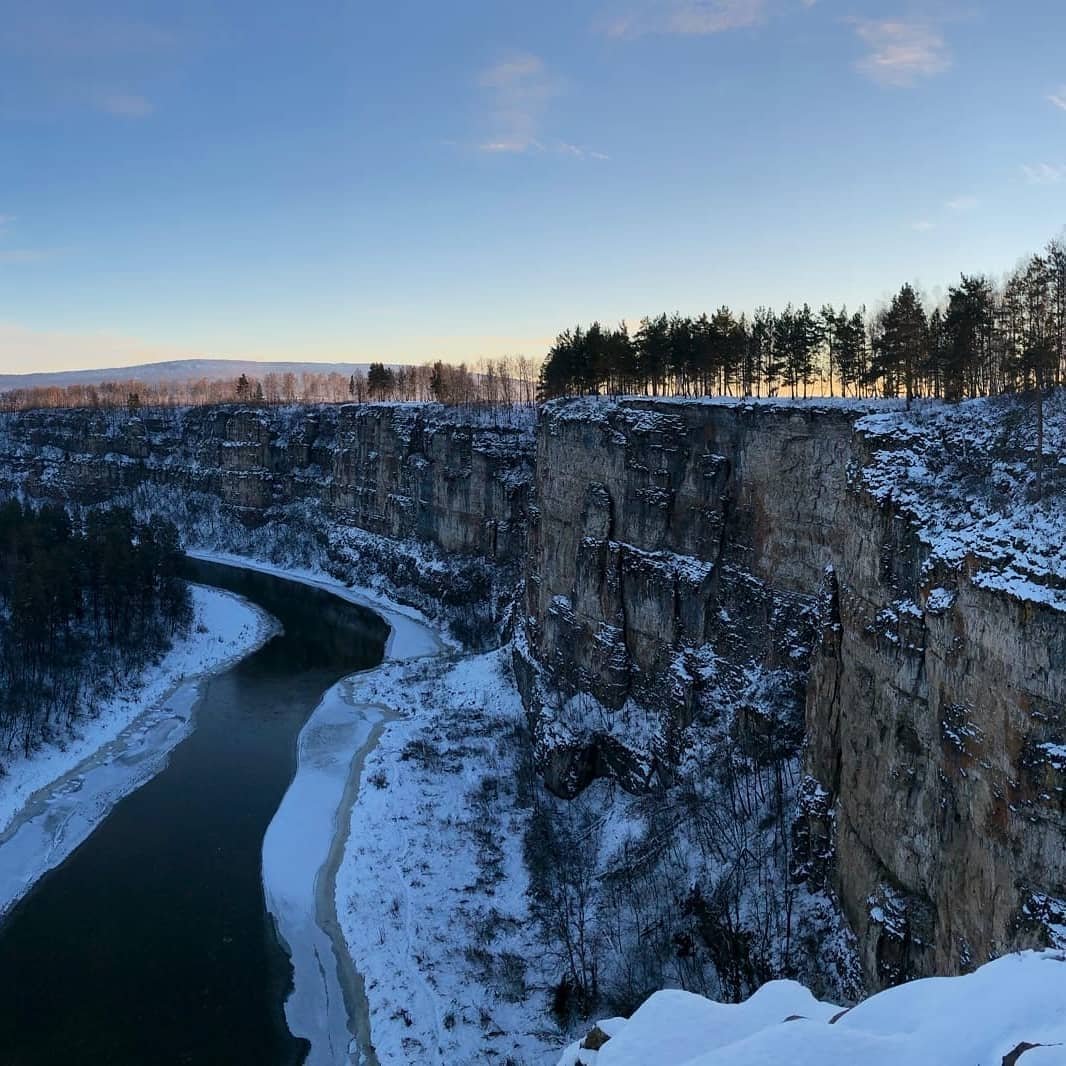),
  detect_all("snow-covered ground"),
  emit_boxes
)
[558,950,1066,1066]
[187,552,558,1064]
[265,688,390,1065]
[338,648,560,1065]
[857,391,1065,611]
[0,584,274,921]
